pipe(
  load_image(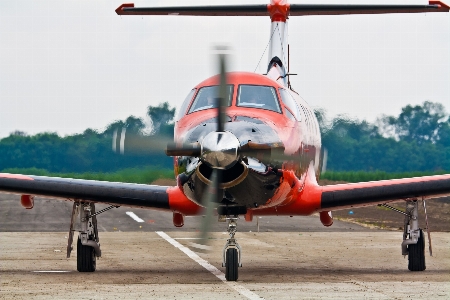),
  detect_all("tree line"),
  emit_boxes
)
[0,101,448,173]
[0,103,175,173]
[317,101,450,172]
